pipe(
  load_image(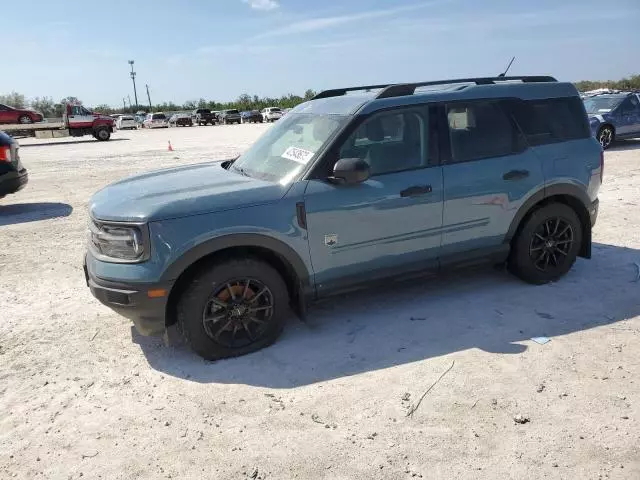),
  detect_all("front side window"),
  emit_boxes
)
[338,108,428,176]
[232,113,349,184]
[446,101,517,163]
[620,97,639,114]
